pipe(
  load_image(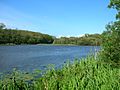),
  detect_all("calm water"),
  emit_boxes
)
[0,45,100,73]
